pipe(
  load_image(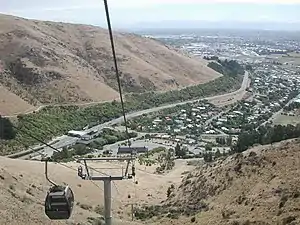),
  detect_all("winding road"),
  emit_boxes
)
[8,72,250,159]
